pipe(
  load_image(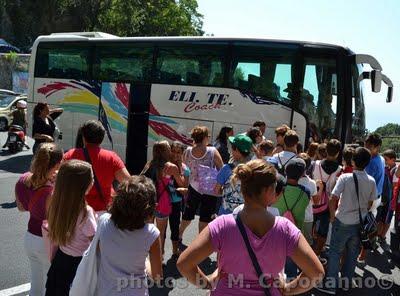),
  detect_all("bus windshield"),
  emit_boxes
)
[231,52,338,142]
